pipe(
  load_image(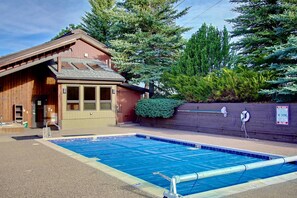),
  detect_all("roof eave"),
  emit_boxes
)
[0,29,111,68]
[56,78,125,85]
[0,38,77,67]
